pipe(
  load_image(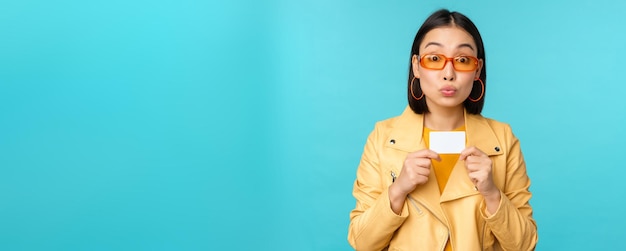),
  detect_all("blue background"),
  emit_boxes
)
[1,0,625,250]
